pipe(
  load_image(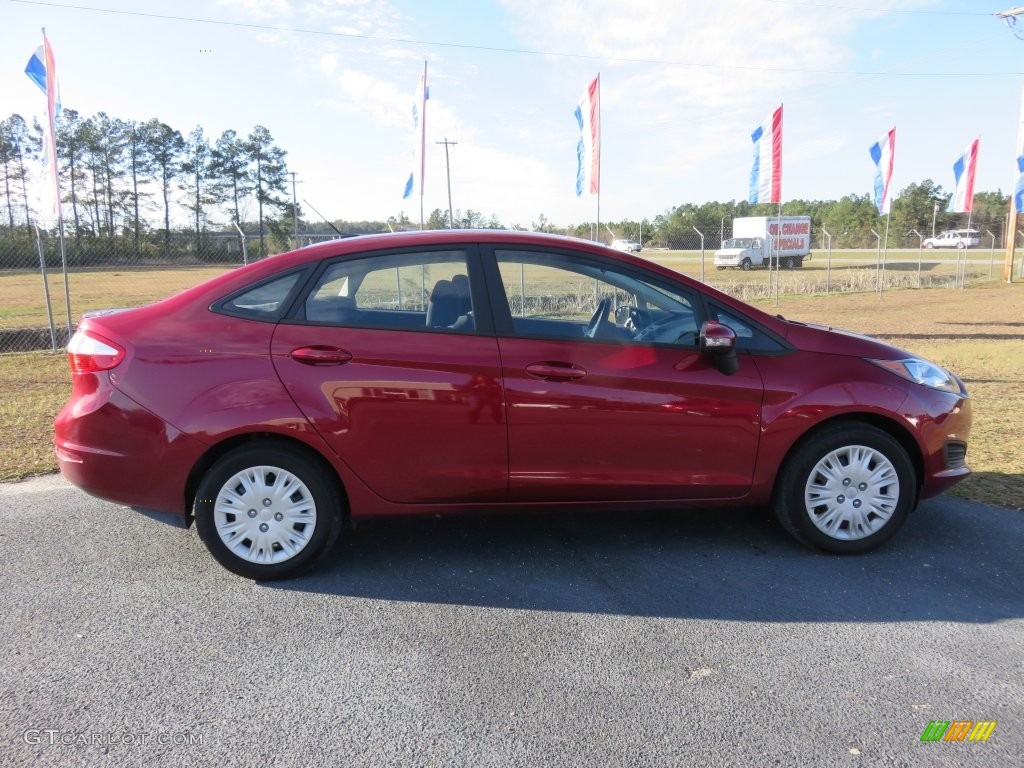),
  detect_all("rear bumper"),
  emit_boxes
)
[54,379,207,517]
